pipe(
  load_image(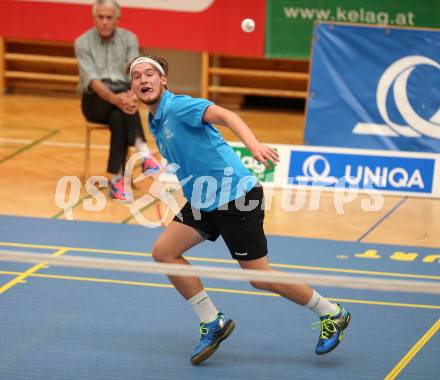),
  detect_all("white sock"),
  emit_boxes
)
[187,290,219,323]
[134,138,151,155]
[305,290,338,317]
